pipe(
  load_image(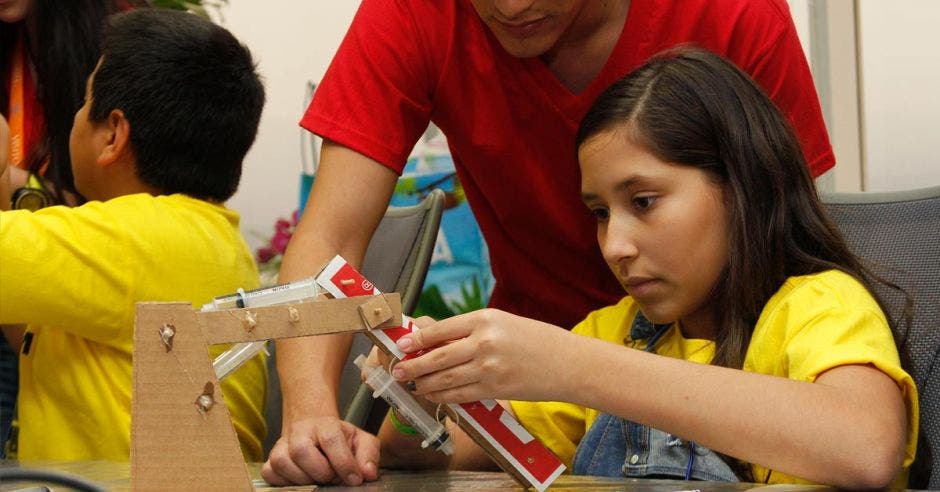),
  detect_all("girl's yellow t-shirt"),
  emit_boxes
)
[511,269,918,485]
